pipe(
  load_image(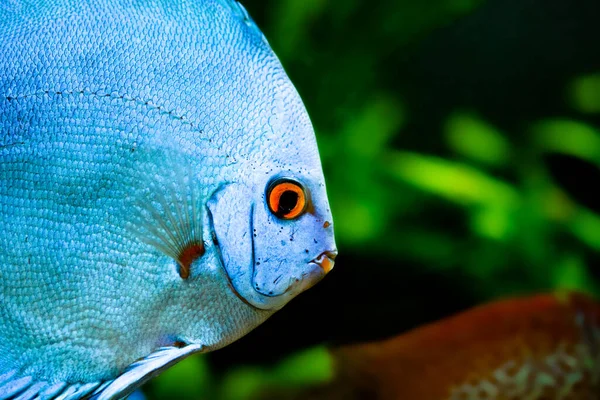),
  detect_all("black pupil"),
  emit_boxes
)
[278,190,299,215]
